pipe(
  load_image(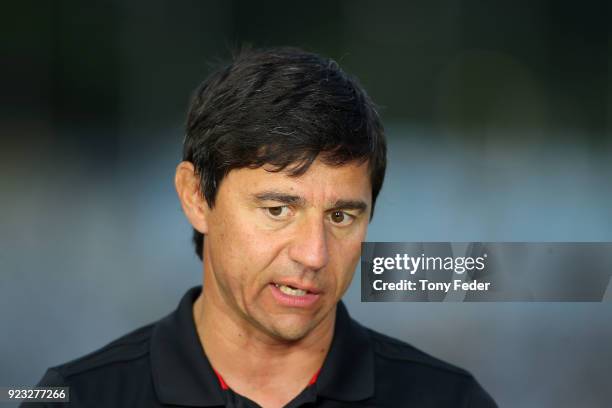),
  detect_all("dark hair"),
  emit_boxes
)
[183,47,386,260]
